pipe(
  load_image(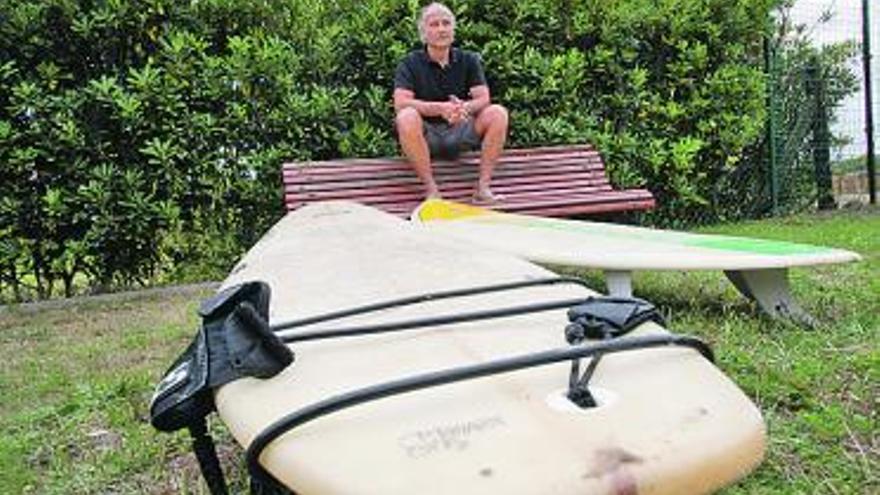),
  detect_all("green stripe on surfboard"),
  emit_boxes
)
[686,236,828,255]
